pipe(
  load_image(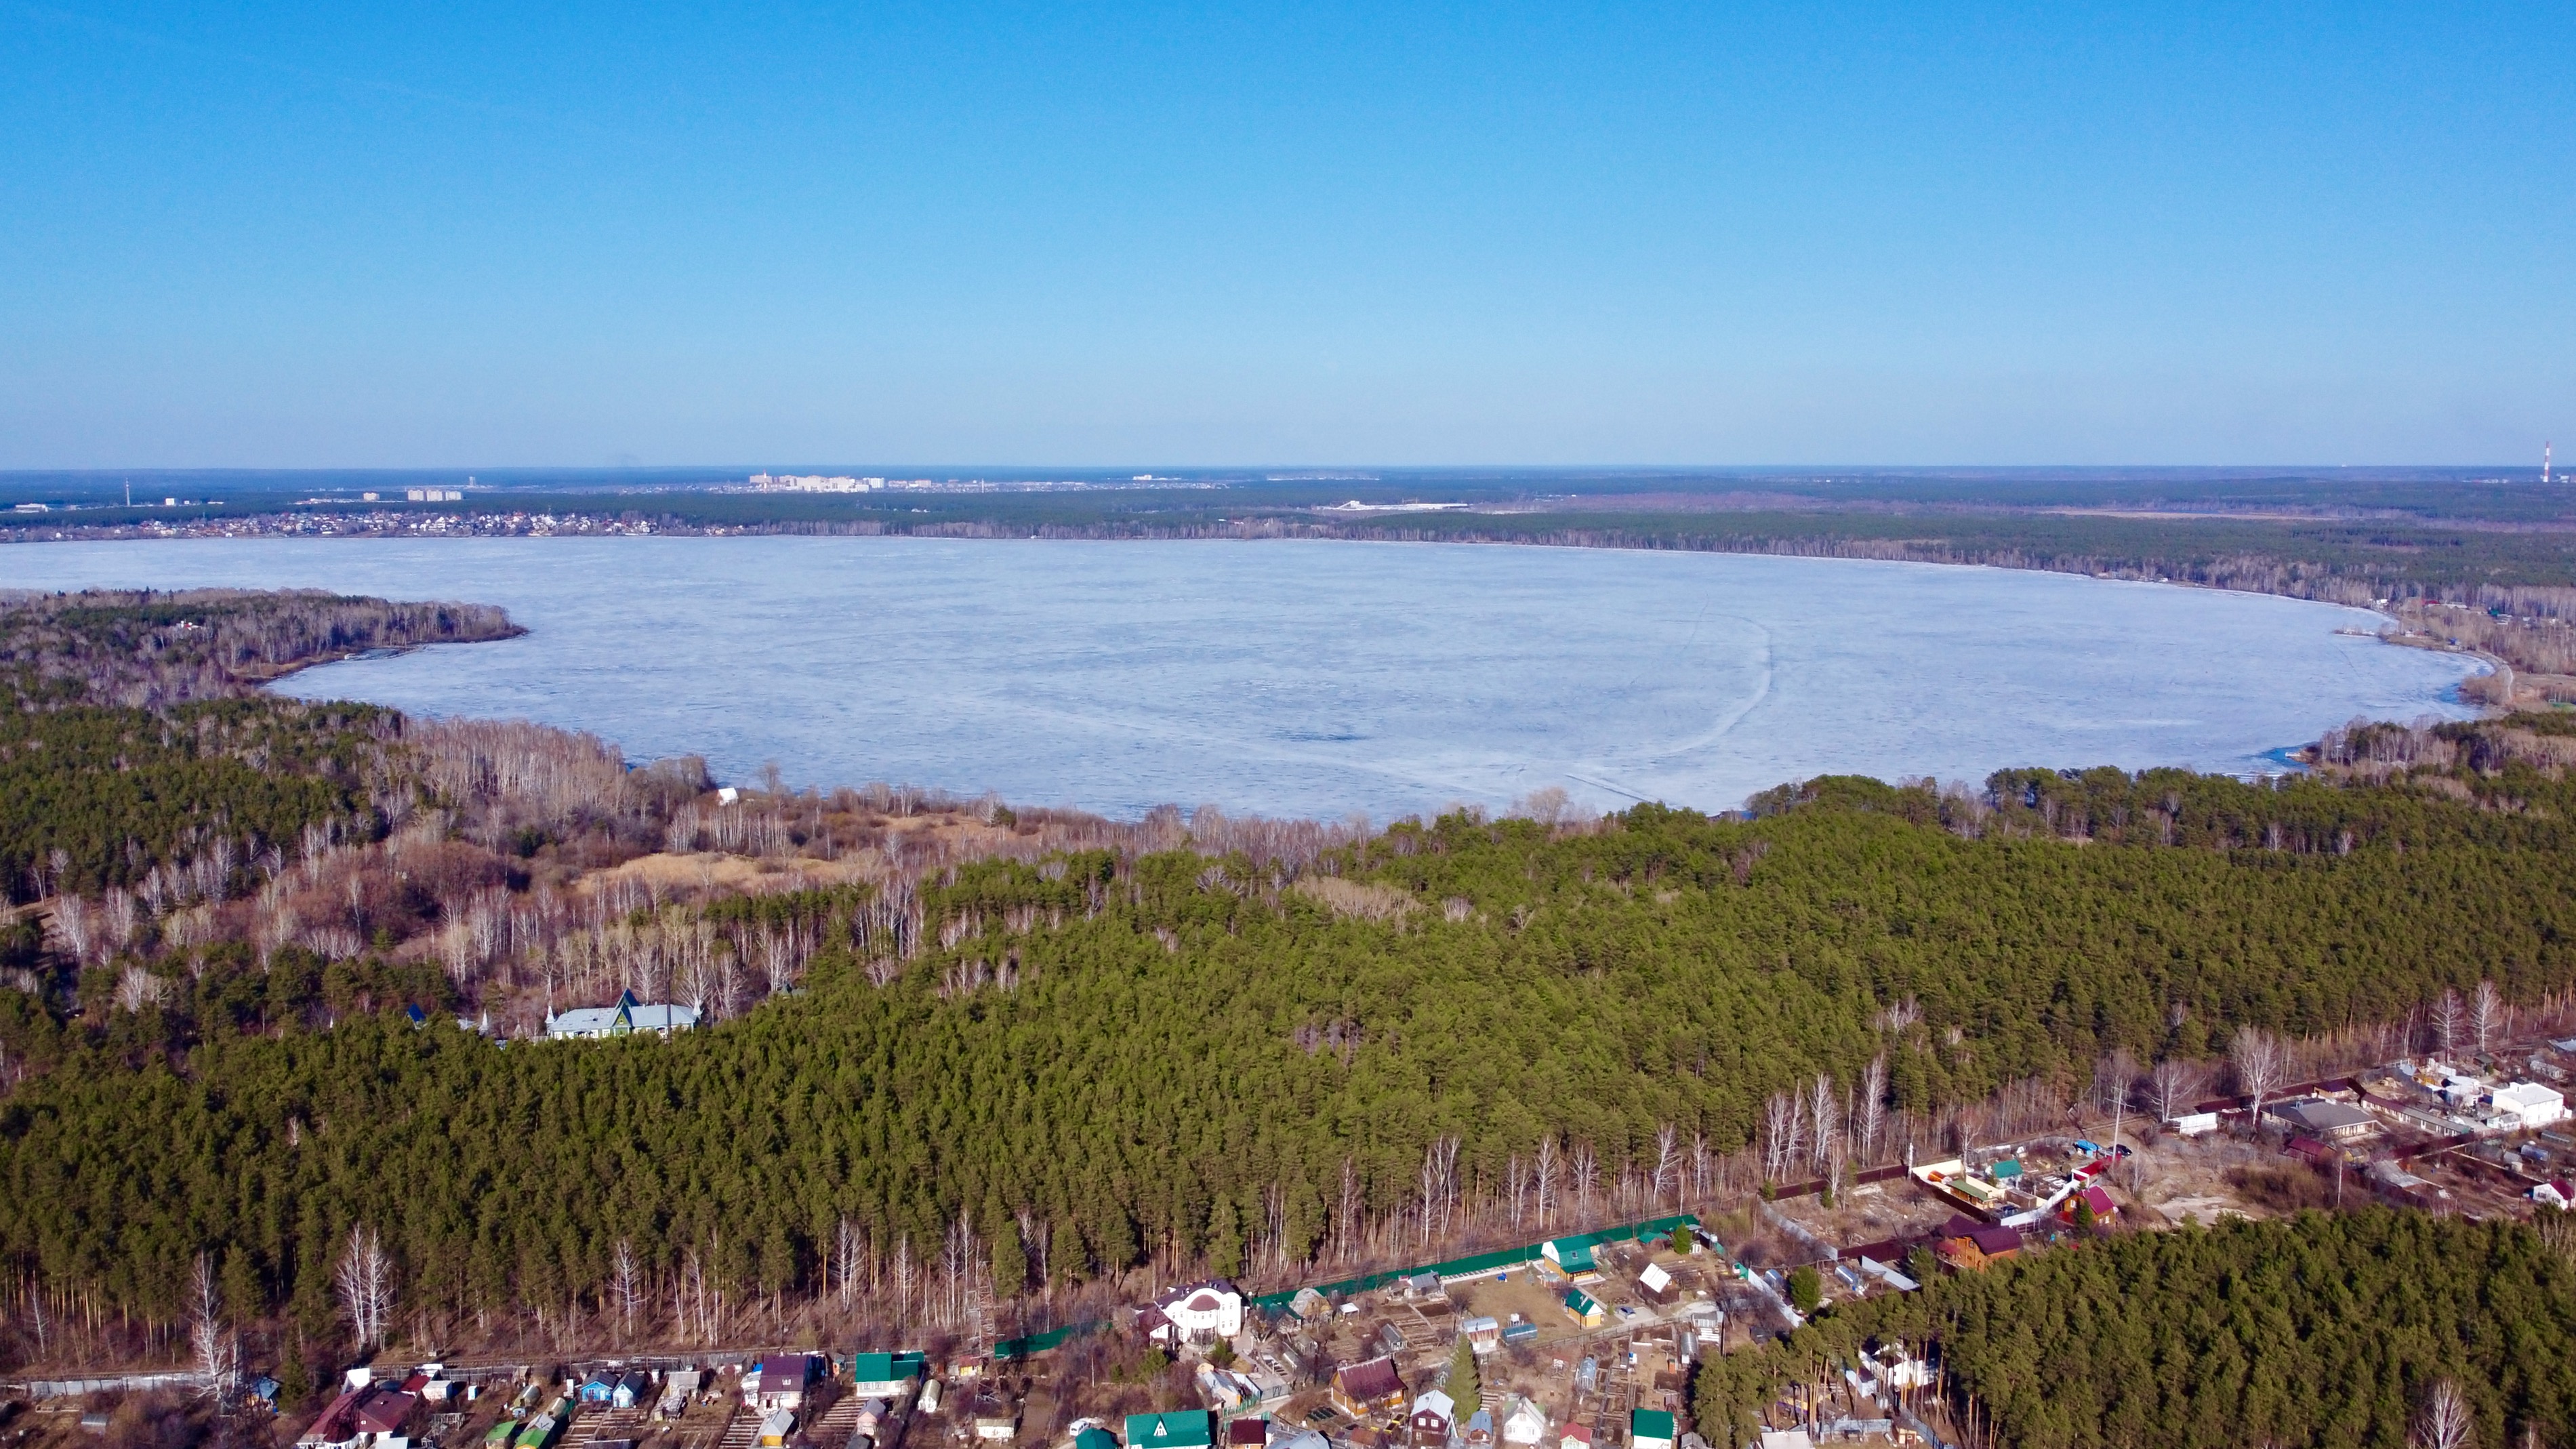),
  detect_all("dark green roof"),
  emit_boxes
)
[1547,1238,1598,1271]
[1076,1428,1119,1449]
[1563,1288,1601,1315]
[851,1351,928,1383]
